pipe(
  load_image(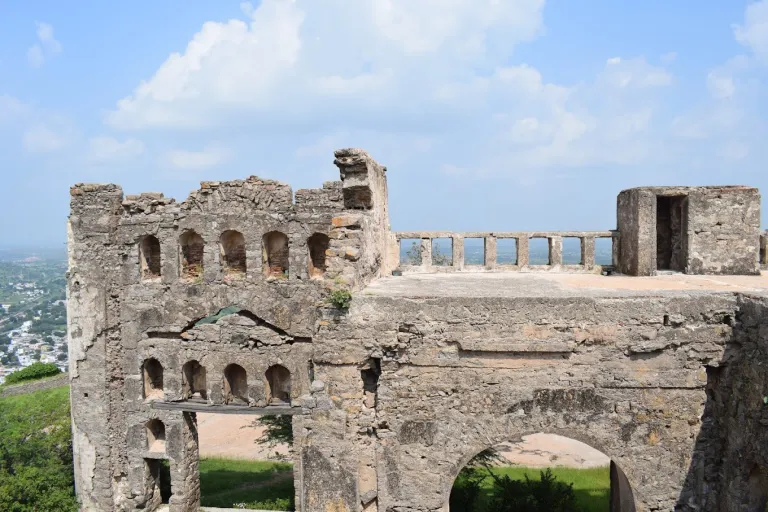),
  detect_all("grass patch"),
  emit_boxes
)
[199,457,294,510]
[473,466,609,512]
